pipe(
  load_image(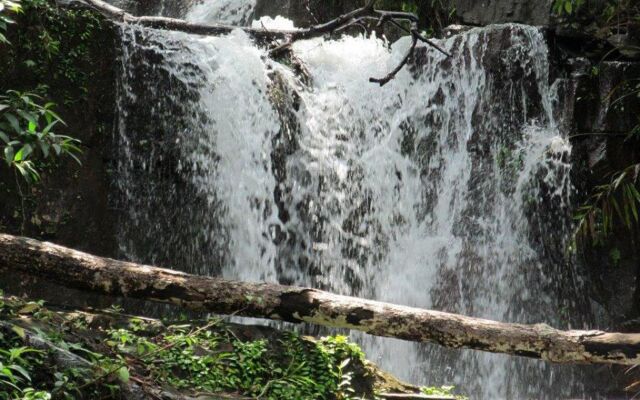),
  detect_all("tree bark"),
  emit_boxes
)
[0,233,639,366]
